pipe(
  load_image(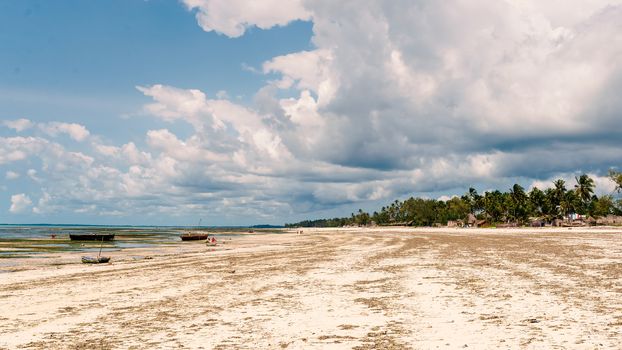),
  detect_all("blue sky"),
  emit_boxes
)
[1,0,621,225]
[0,0,312,142]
